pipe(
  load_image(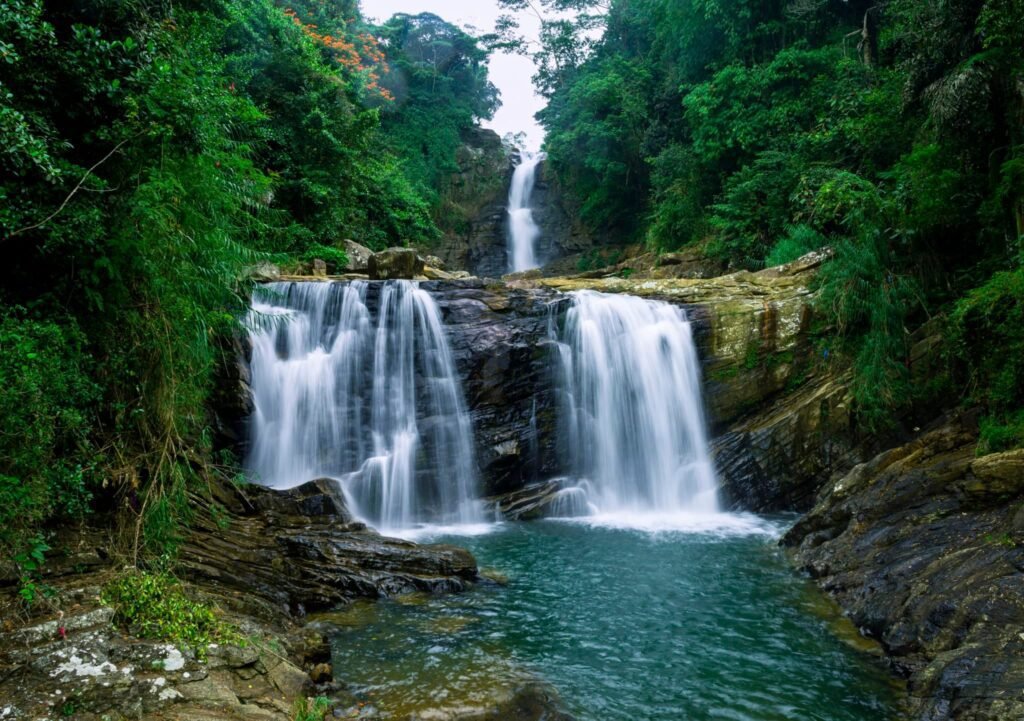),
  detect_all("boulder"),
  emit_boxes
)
[342,239,374,273]
[247,262,281,282]
[368,247,425,280]
[311,258,327,277]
